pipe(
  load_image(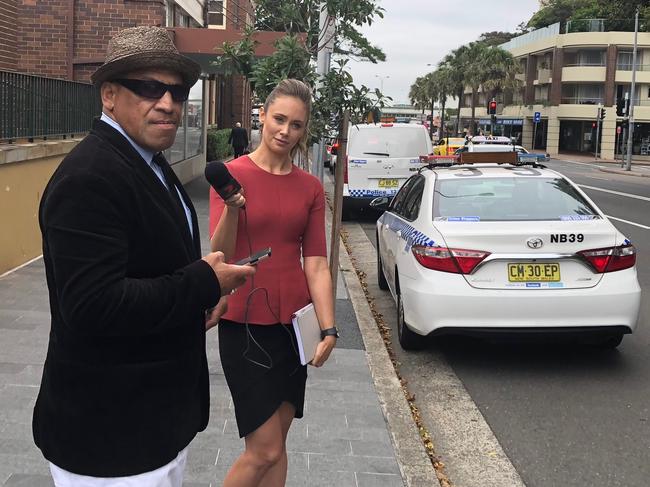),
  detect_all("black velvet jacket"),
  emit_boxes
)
[33,119,221,476]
